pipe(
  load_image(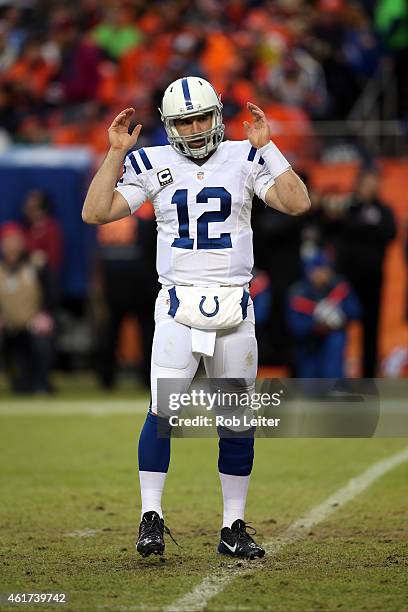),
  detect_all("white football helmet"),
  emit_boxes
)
[159,76,224,159]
